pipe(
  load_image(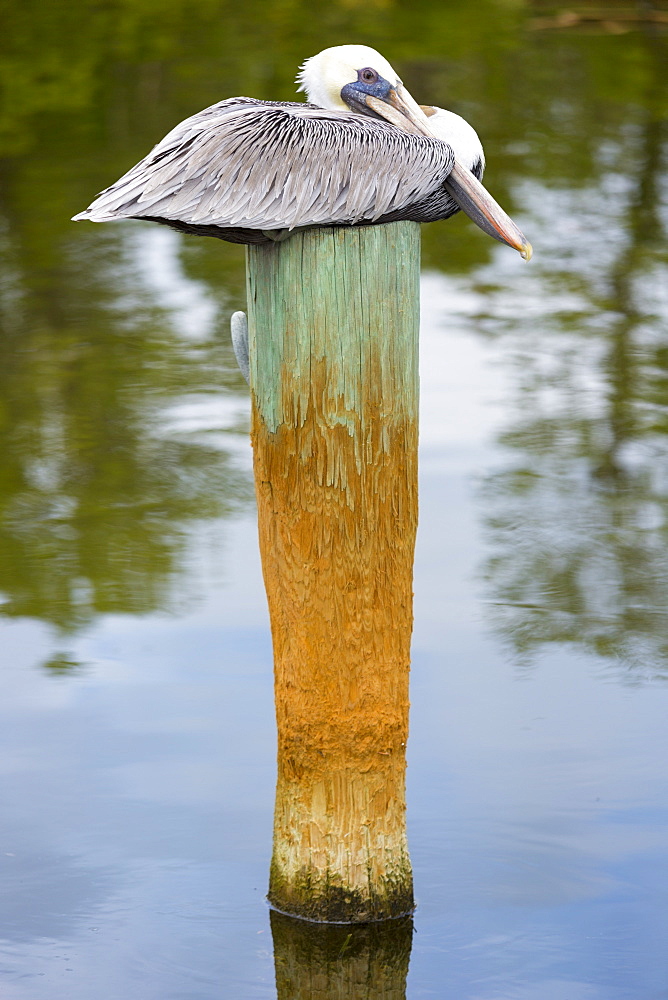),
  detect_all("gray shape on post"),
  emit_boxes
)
[231,310,250,385]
